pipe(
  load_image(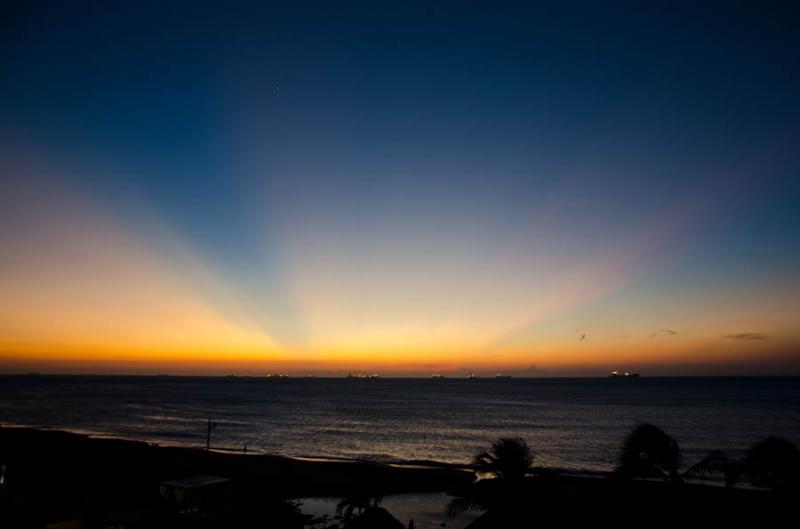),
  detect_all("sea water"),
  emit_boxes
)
[1,375,798,473]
